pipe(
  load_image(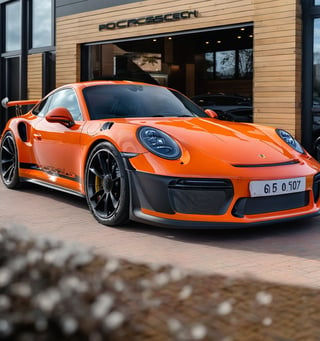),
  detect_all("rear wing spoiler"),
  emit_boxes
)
[1,97,39,116]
